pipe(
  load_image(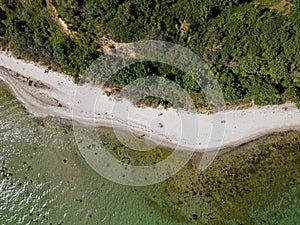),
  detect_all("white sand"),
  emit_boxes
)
[0,51,299,152]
